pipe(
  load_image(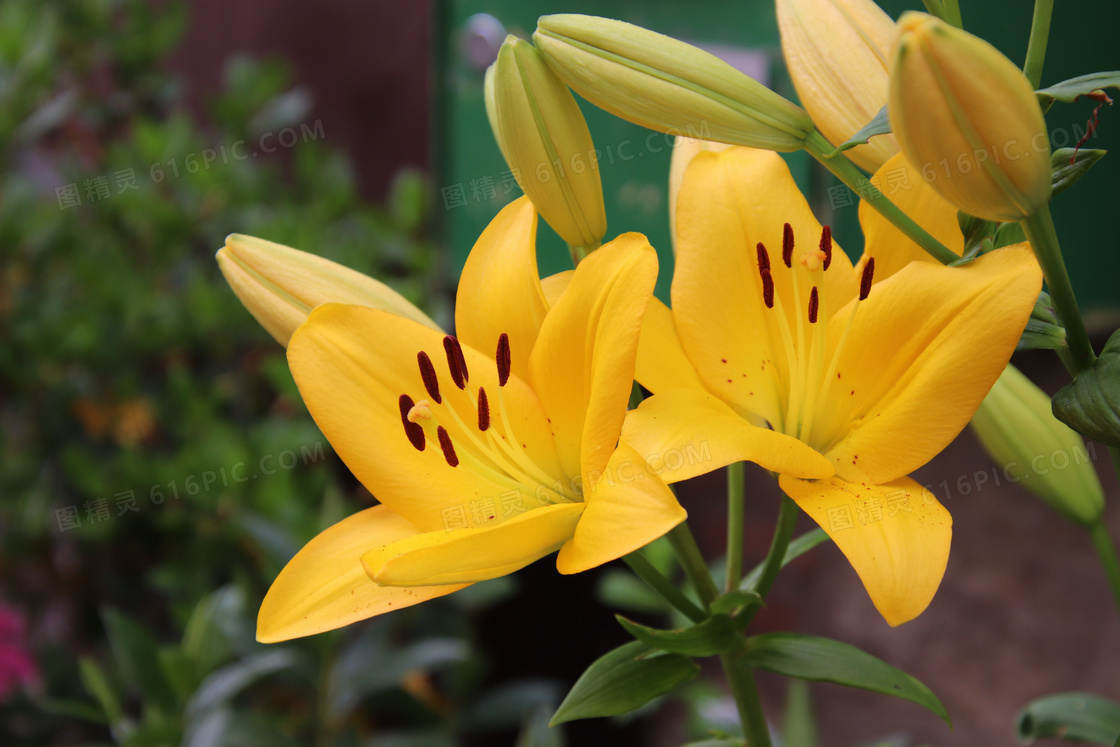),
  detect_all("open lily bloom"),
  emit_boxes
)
[627,147,1042,625]
[258,197,691,642]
